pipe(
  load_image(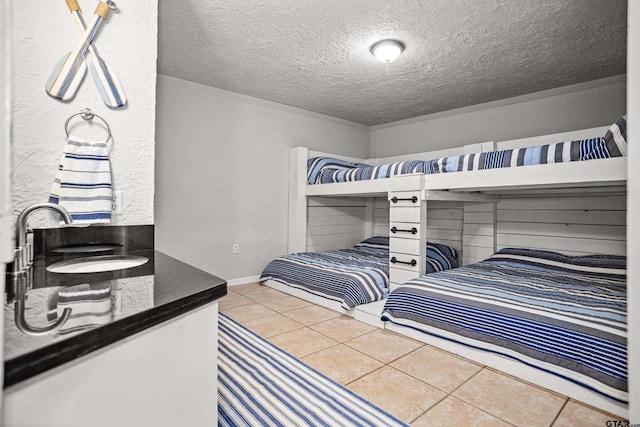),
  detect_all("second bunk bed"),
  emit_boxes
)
[260,115,629,418]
